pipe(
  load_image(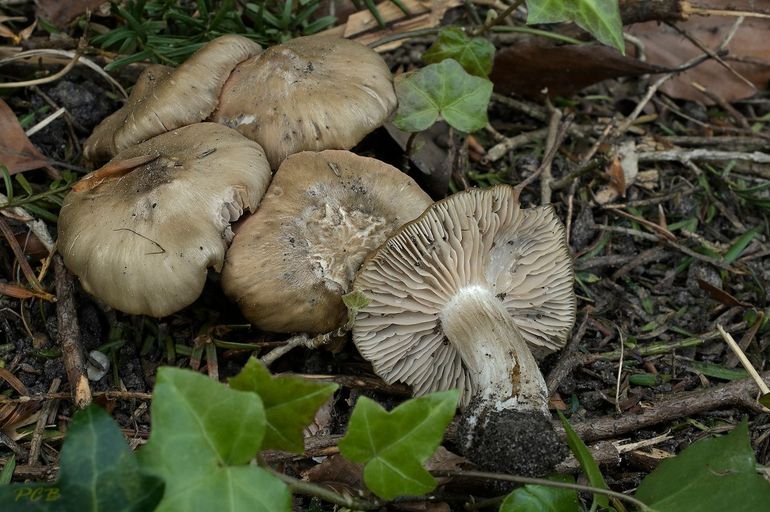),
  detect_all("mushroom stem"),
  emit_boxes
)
[440,285,548,414]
